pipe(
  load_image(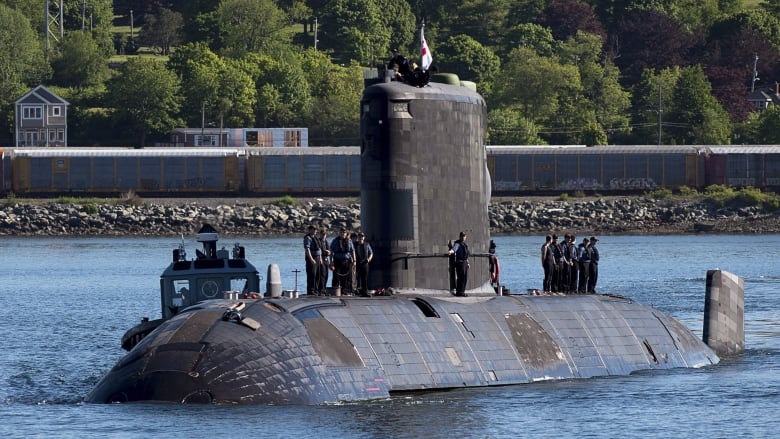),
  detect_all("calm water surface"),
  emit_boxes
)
[1,235,778,438]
